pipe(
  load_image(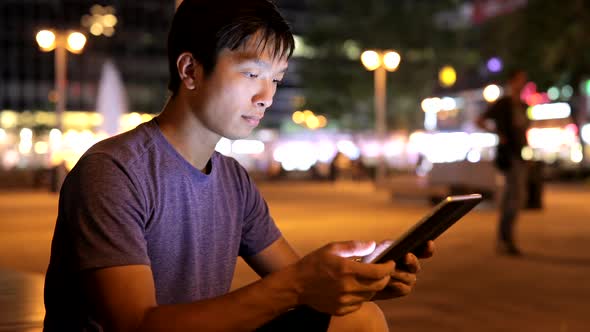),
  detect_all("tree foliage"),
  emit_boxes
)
[299,0,590,131]
[299,0,469,131]
[480,0,590,89]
